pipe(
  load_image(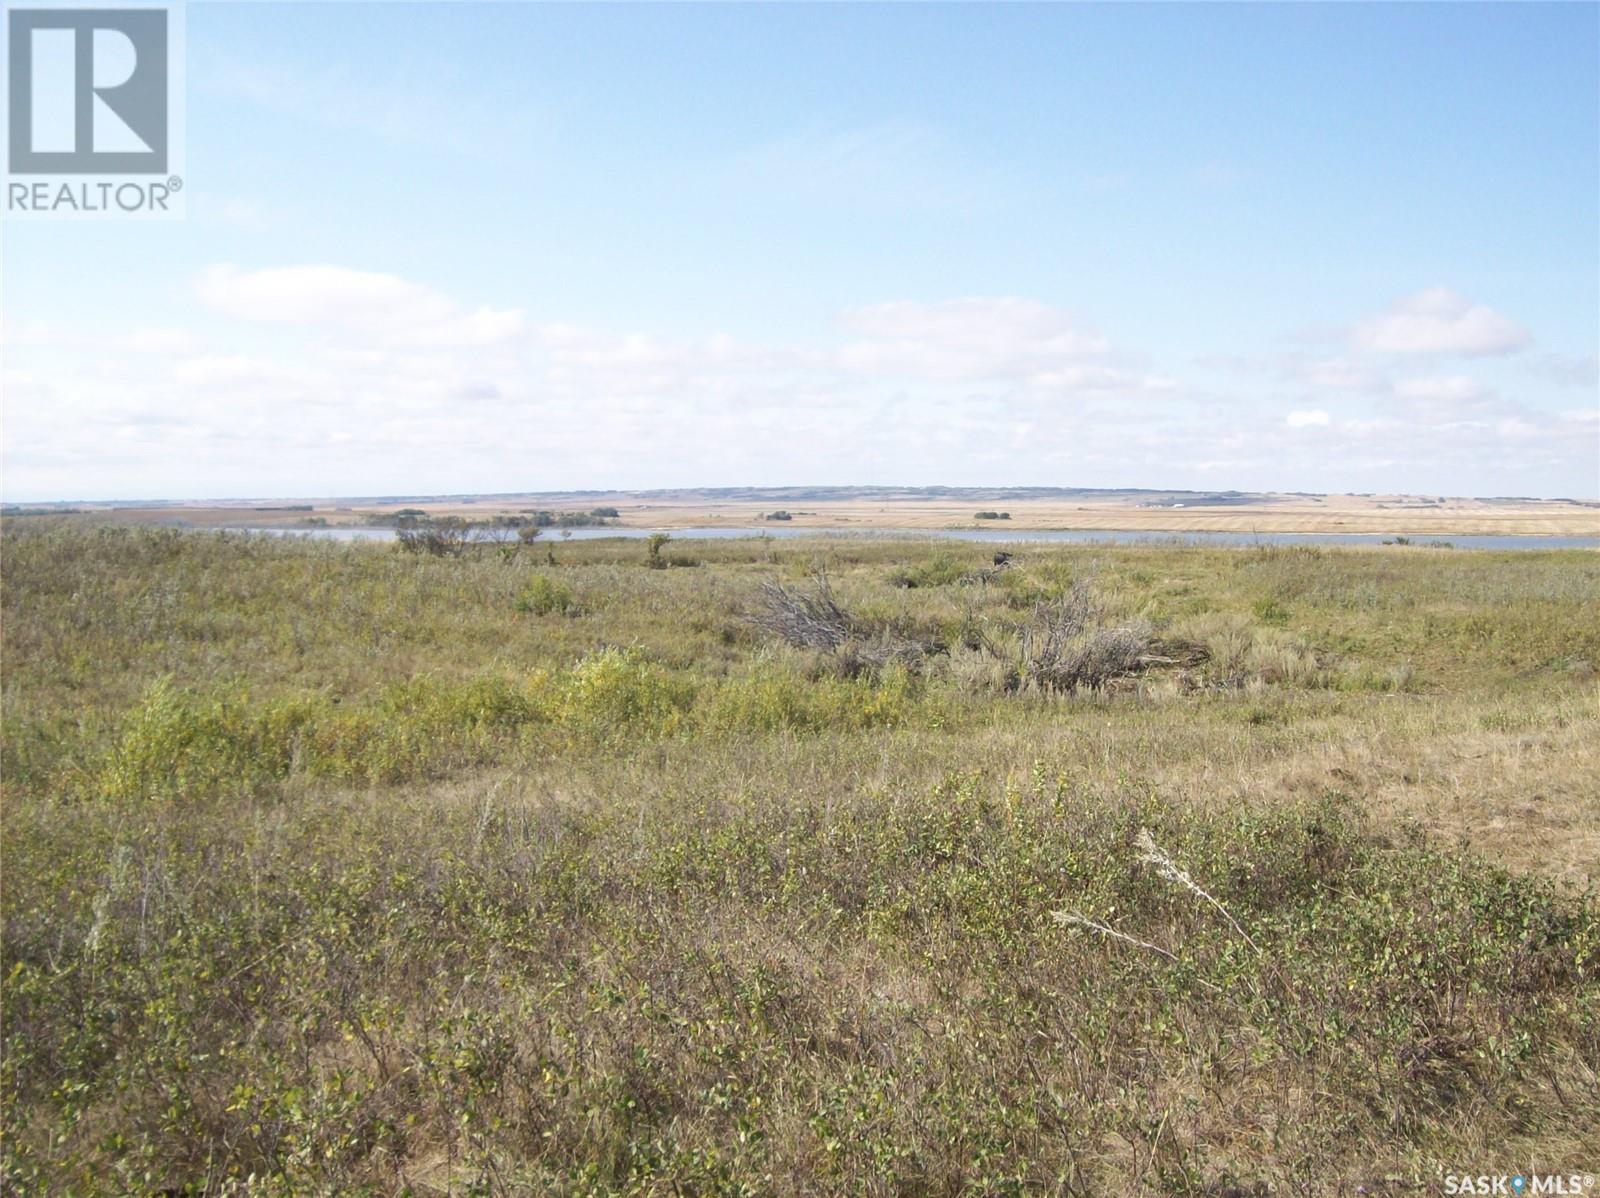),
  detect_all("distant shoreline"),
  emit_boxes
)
[10,488,1598,539]
[214,525,1600,551]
